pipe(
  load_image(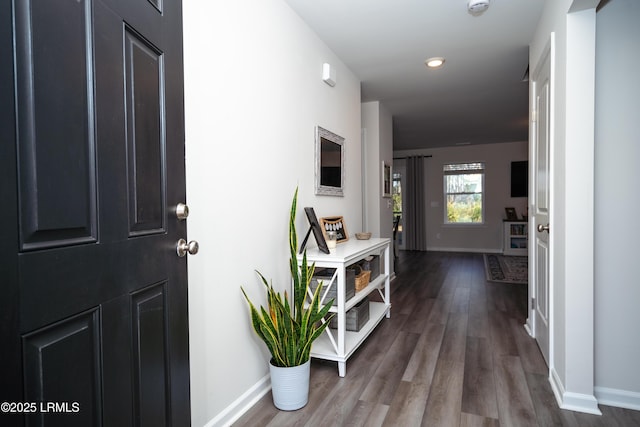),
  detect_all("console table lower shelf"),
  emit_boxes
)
[298,237,391,377]
[310,301,390,377]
